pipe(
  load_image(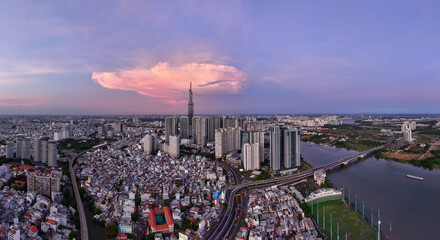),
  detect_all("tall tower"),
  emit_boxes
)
[188,82,194,137]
